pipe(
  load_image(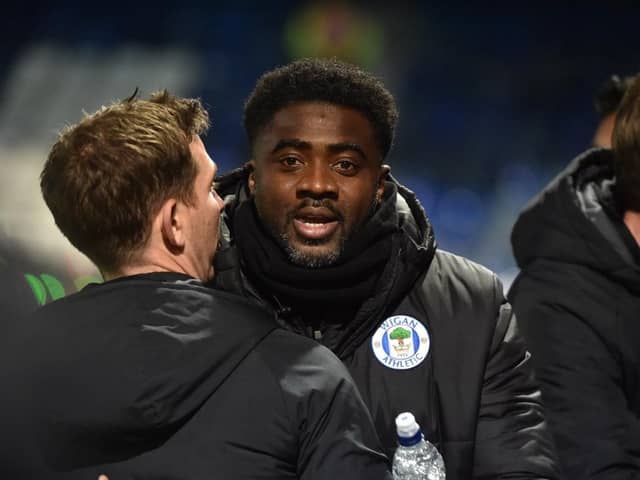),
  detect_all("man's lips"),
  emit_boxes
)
[293,218,339,240]
[291,207,340,240]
